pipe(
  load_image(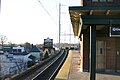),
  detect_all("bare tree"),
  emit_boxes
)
[8,41,16,46]
[0,35,7,47]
